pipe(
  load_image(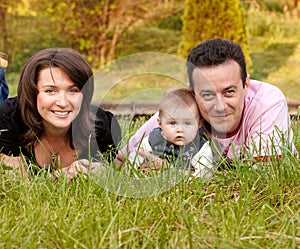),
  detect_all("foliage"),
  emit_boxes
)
[154,10,184,31]
[26,0,184,68]
[2,0,300,102]
[243,1,300,101]
[178,0,252,70]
